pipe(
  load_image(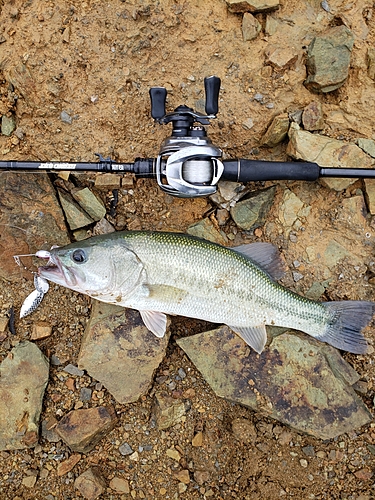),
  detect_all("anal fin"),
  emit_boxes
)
[229,324,267,354]
[140,310,168,338]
